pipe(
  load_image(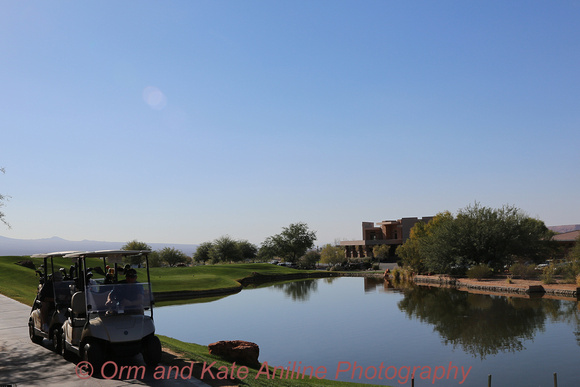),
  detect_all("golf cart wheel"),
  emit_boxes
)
[142,335,162,367]
[51,326,63,355]
[61,332,72,359]
[83,340,106,374]
[29,320,43,344]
